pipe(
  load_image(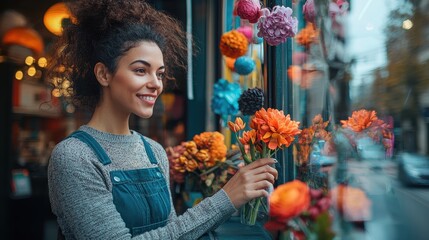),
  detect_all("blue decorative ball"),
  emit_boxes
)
[234,56,255,75]
[211,78,242,116]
